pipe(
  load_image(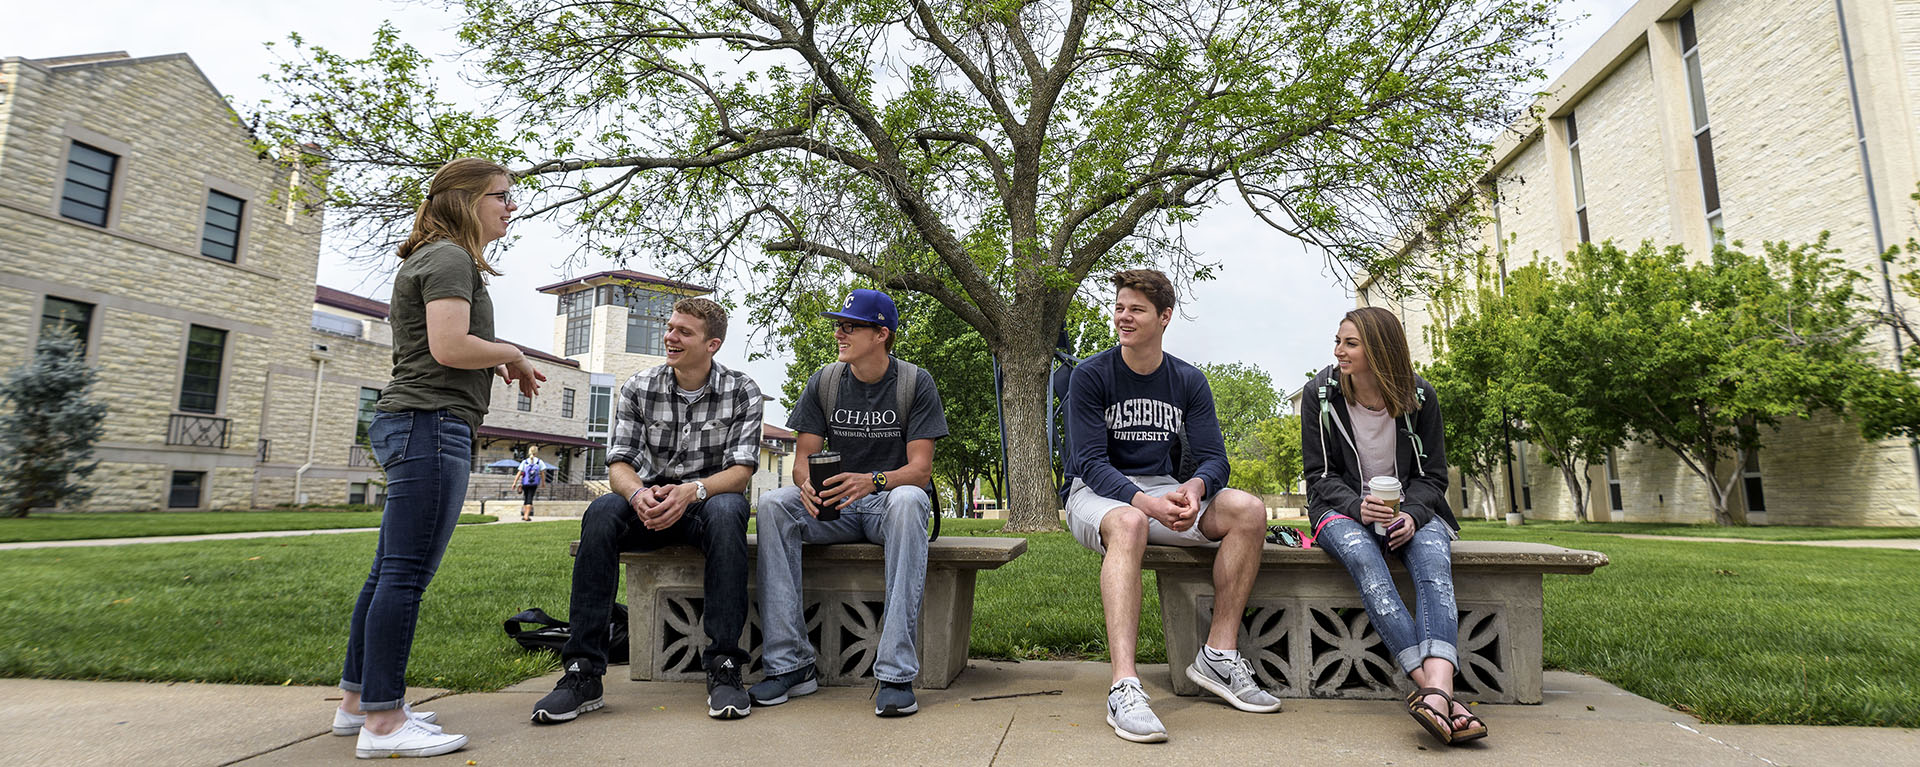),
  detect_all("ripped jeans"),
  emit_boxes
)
[1317,515,1459,675]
